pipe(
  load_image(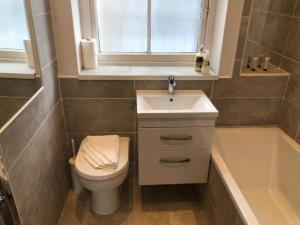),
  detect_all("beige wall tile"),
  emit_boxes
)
[213,98,281,126]
[279,99,300,139]
[253,0,296,15]
[236,17,249,60]
[283,18,300,62]
[60,79,134,98]
[63,99,134,133]
[248,11,291,54]
[0,98,29,128]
